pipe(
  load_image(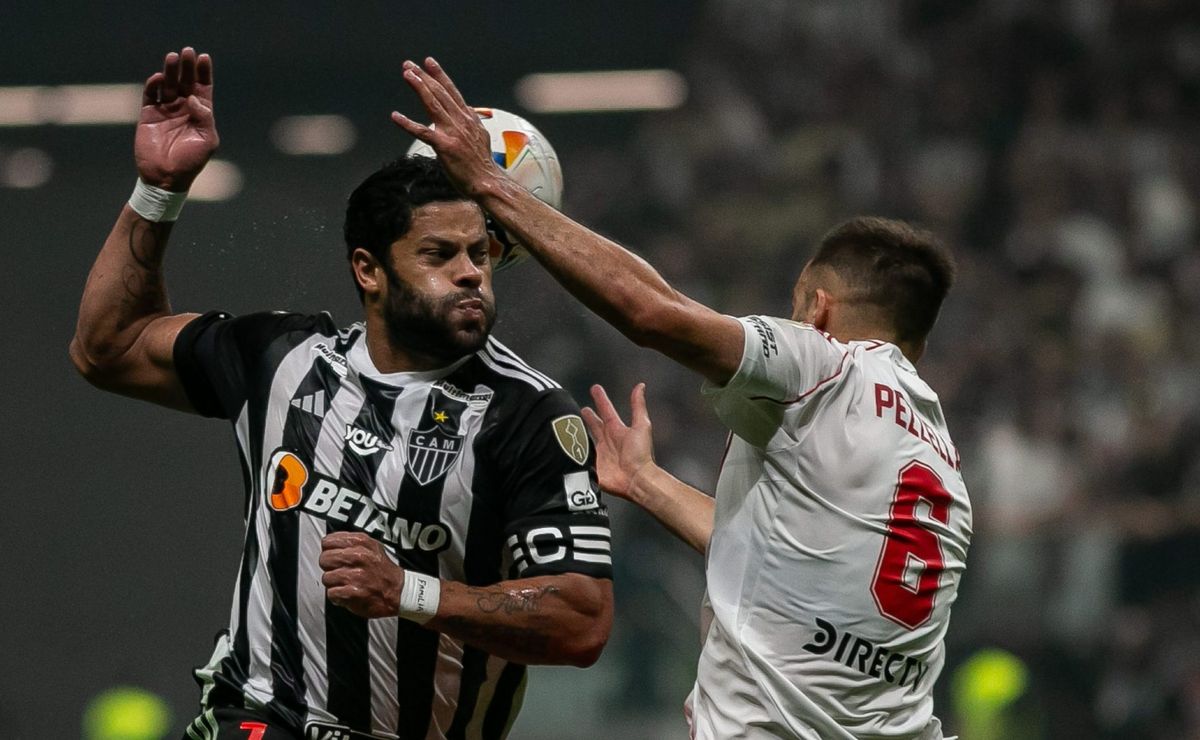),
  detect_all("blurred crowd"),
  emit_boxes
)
[525,0,1200,737]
